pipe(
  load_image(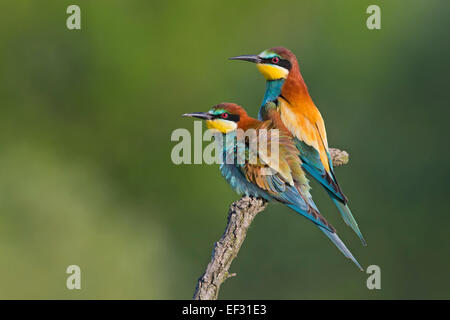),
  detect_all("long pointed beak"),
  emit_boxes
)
[229,54,262,64]
[182,112,214,120]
